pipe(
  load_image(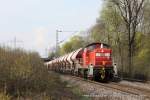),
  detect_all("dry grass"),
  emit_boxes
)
[0,47,82,100]
[0,92,11,100]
